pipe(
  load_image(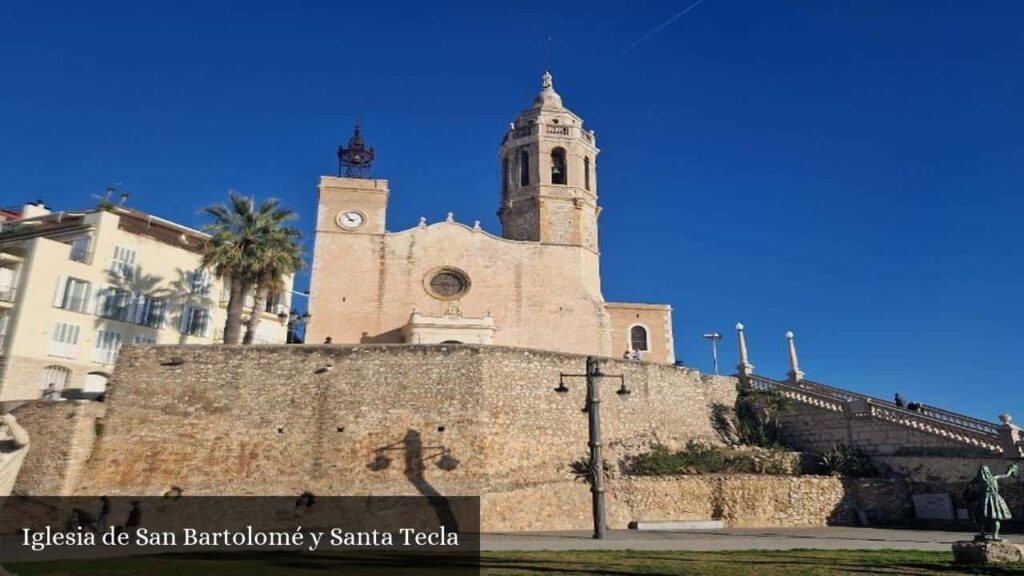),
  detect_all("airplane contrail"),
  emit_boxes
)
[617,0,707,58]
